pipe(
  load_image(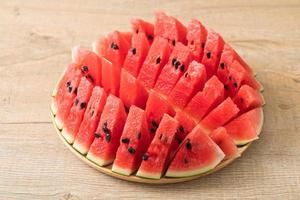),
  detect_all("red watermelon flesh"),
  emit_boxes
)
[71,46,102,86]
[131,18,154,43]
[233,85,265,113]
[62,77,94,143]
[154,42,193,96]
[145,91,175,140]
[137,114,179,179]
[112,105,150,176]
[101,57,120,96]
[73,86,107,154]
[168,61,207,110]
[210,127,239,159]
[166,125,225,177]
[198,97,239,134]
[184,75,224,122]
[174,111,196,143]
[123,32,150,77]
[138,36,172,89]
[201,30,224,78]
[154,12,187,46]
[119,69,148,109]
[55,66,82,129]
[225,107,263,145]
[186,18,208,61]
[87,95,127,166]
[120,32,132,44]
